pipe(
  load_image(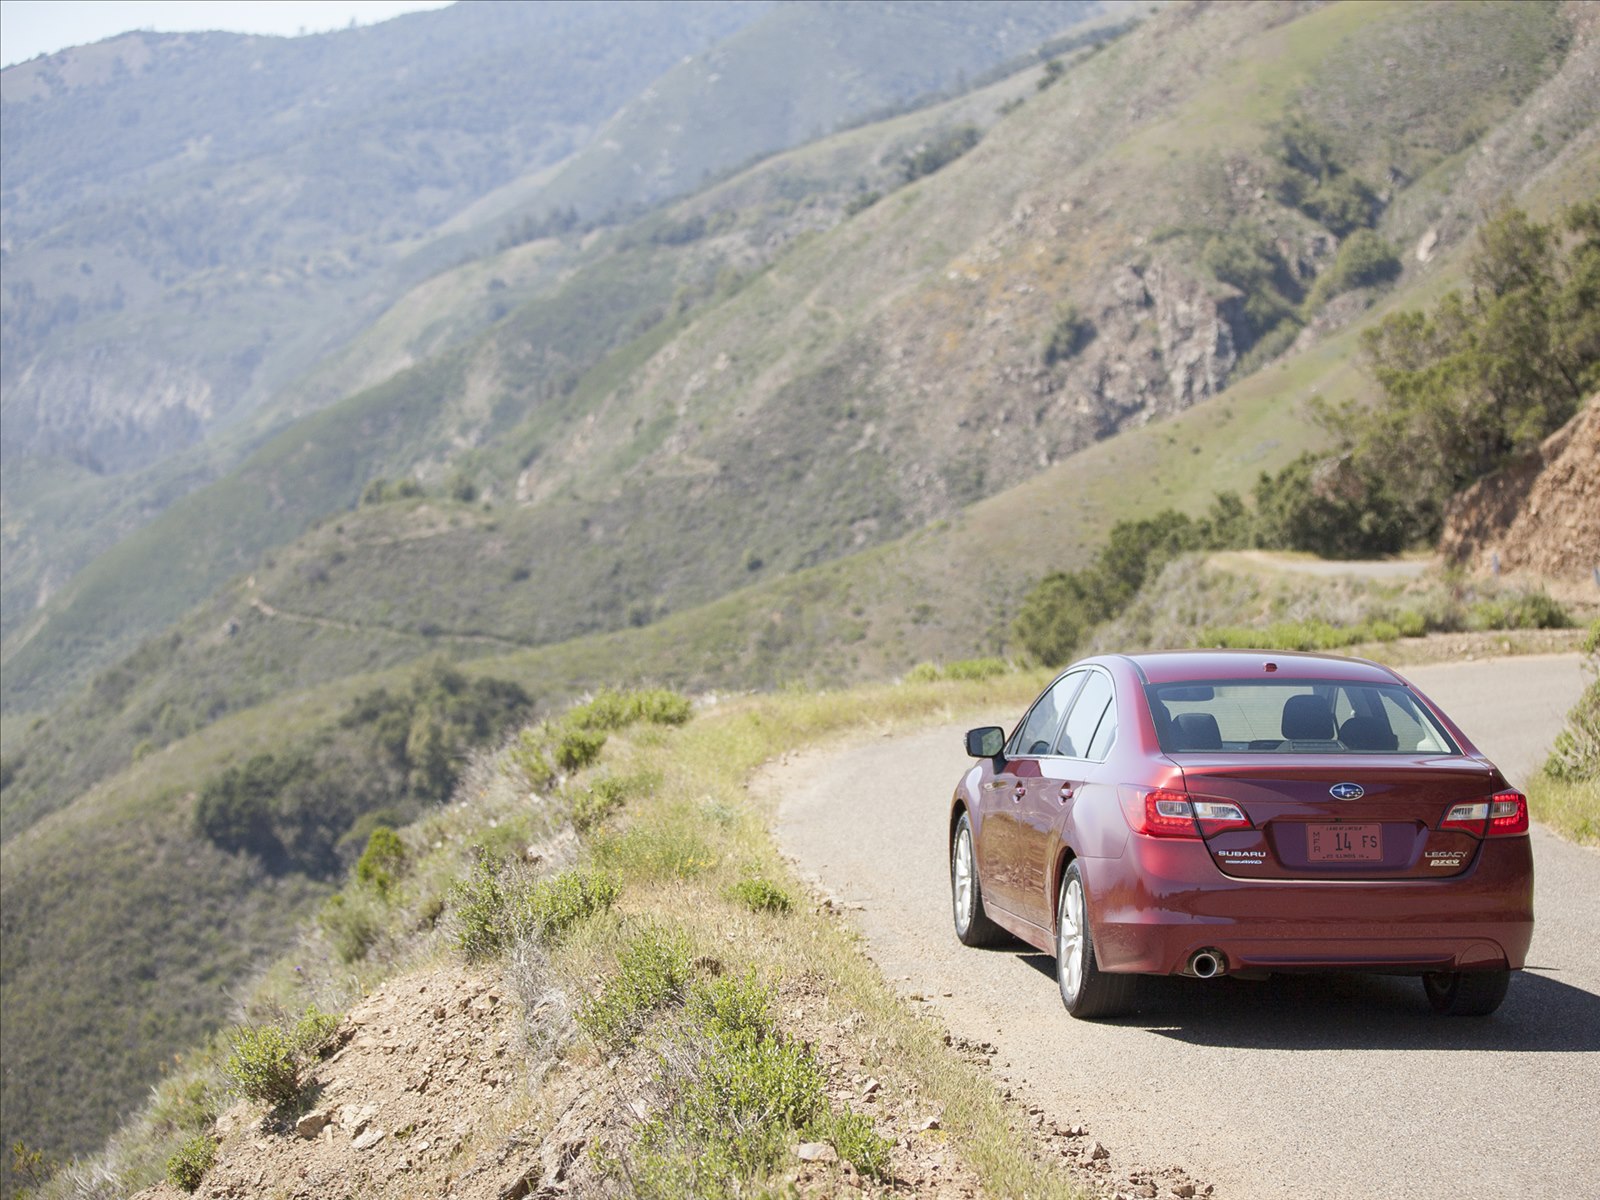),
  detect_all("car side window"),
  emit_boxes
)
[1055,670,1114,759]
[1010,672,1084,757]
